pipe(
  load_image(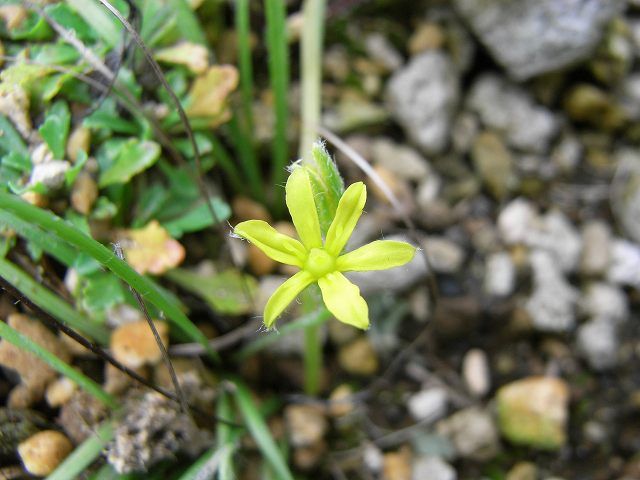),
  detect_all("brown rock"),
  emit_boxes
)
[232,196,271,223]
[110,320,169,369]
[71,172,98,214]
[382,448,412,480]
[328,384,355,417]
[0,314,71,407]
[66,126,91,162]
[284,404,328,447]
[338,337,379,376]
[18,430,73,476]
[247,244,277,275]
